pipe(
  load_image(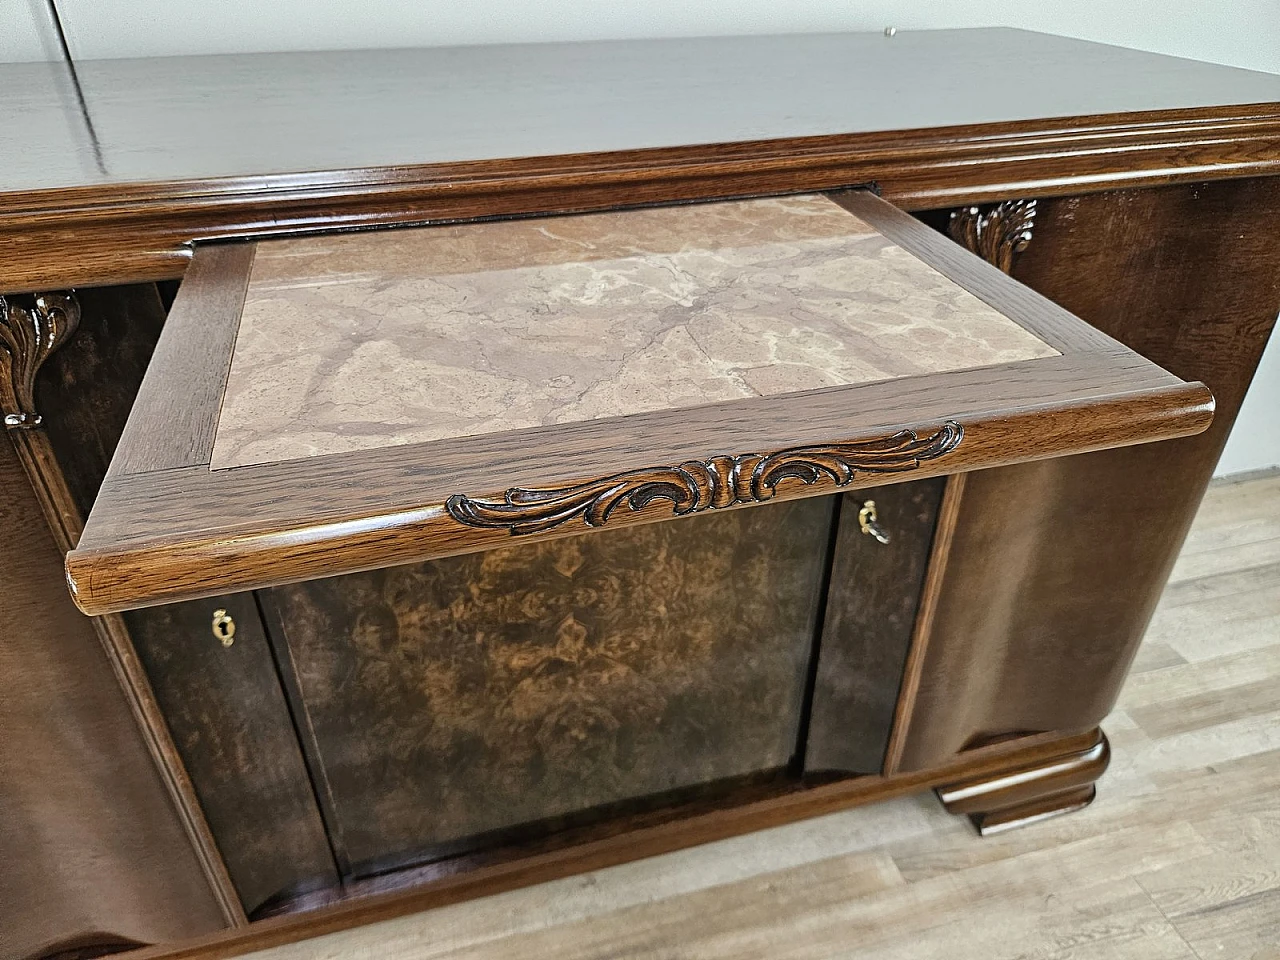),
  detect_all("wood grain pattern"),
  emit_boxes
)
[5,107,1279,296]
[803,479,946,775]
[123,595,339,916]
[897,177,1280,771]
[17,284,249,928]
[65,189,1214,615]
[881,473,967,774]
[108,244,254,475]
[35,285,165,520]
[259,497,832,877]
[65,474,1280,960]
[2,31,1278,955]
[0,430,226,960]
[936,728,1110,835]
[66,378,1214,616]
[4,25,1280,295]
